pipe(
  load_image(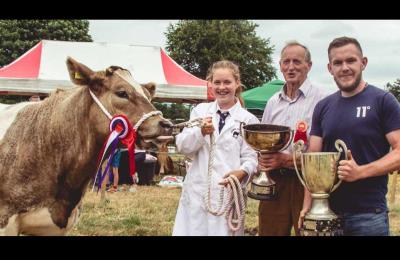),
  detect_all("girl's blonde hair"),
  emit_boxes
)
[206,60,244,107]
